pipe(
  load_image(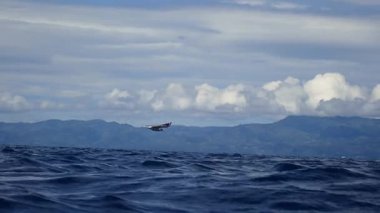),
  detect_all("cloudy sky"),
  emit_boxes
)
[0,0,379,126]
